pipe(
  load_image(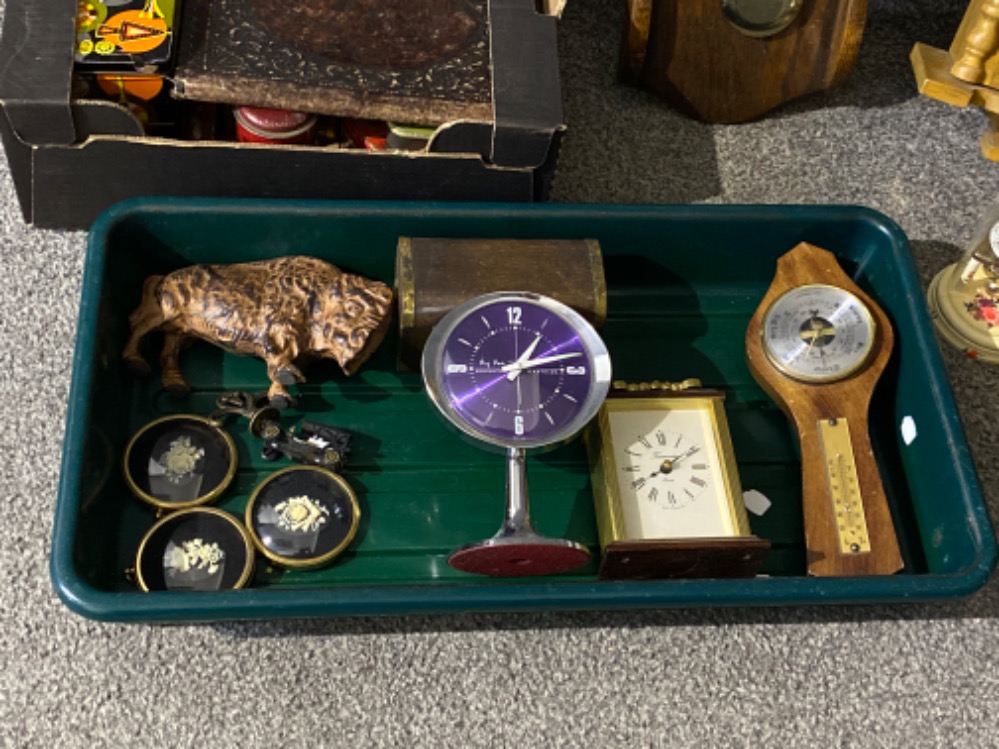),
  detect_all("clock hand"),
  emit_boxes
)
[670,445,700,466]
[519,333,543,364]
[804,330,818,359]
[800,324,836,358]
[652,445,701,476]
[504,351,583,372]
[677,444,700,462]
[504,333,544,381]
